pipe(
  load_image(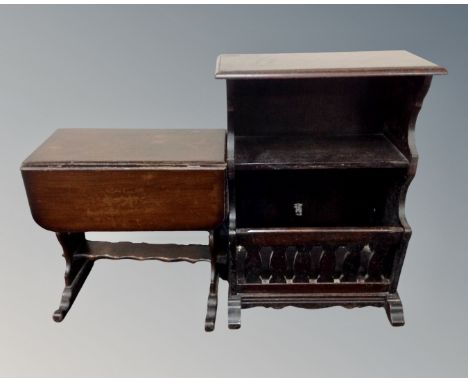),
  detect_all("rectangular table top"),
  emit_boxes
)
[21,128,226,231]
[215,50,447,79]
[22,128,226,169]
